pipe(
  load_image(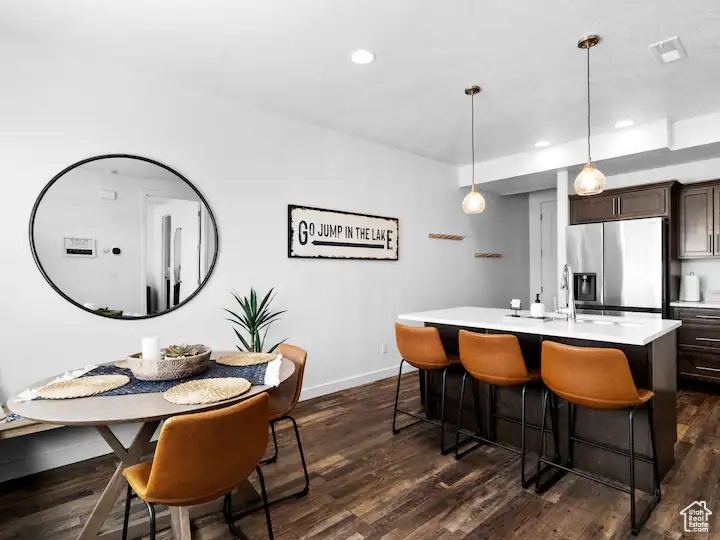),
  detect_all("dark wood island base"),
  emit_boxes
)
[422,324,678,493]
